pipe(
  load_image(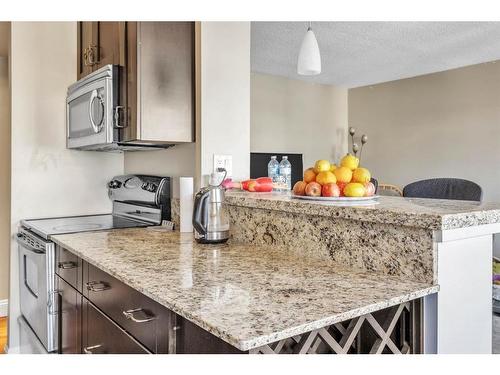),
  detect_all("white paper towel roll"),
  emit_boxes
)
[179,177,194,233]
